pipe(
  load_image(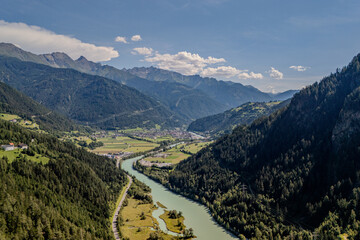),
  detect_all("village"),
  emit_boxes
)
[89,128,206,141]
[78,128,209,161]
[128,128,206,140]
